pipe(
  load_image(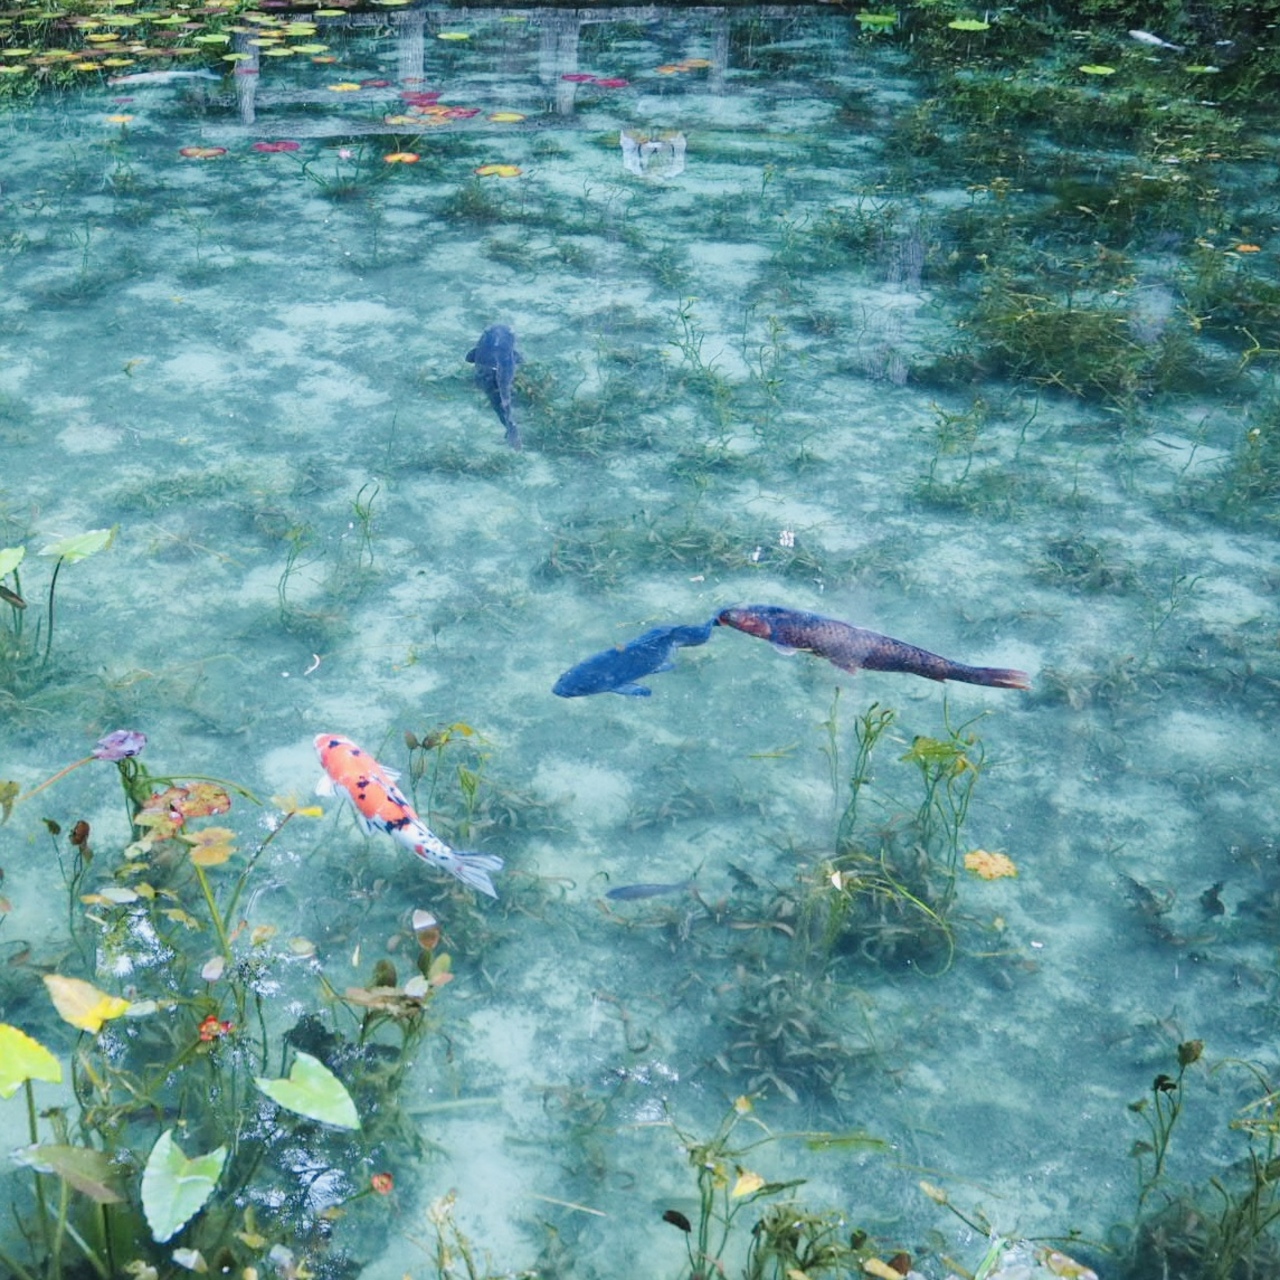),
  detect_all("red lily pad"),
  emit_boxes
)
[594,77,629,89]
[253,139,300,152]
[179,146,227,159]
[560,72,596,83]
